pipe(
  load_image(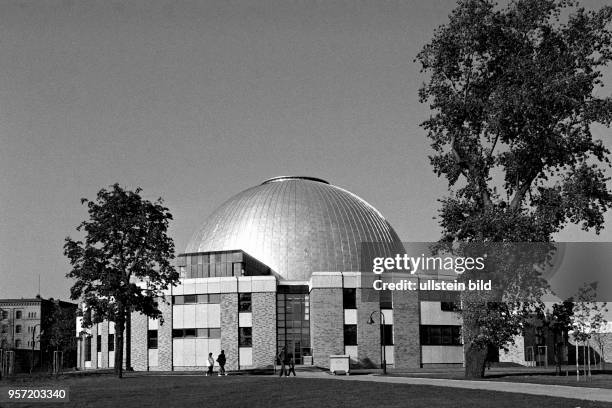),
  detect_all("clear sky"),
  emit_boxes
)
[1,0,611,301]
